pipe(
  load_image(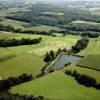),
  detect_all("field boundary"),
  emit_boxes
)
[76,64,100,72]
